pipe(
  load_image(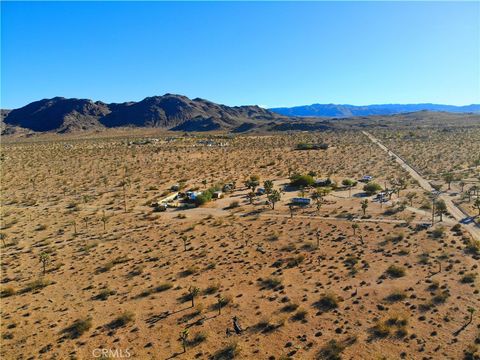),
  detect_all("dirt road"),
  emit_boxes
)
[363,131,480,240]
